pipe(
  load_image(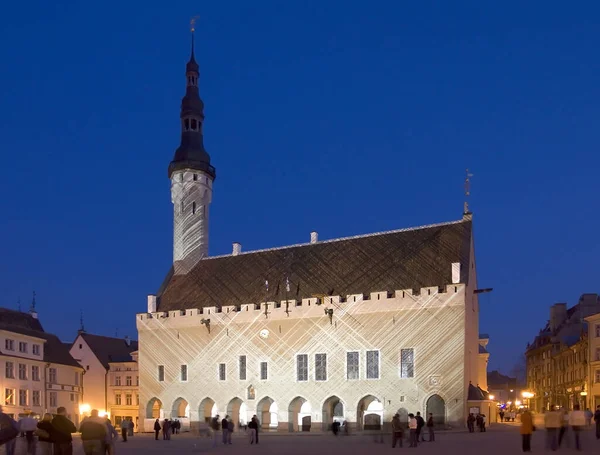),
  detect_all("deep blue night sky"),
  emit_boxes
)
[1,1,599,373]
